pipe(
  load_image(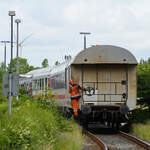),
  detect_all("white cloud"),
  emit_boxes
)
[0,0,150,67]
